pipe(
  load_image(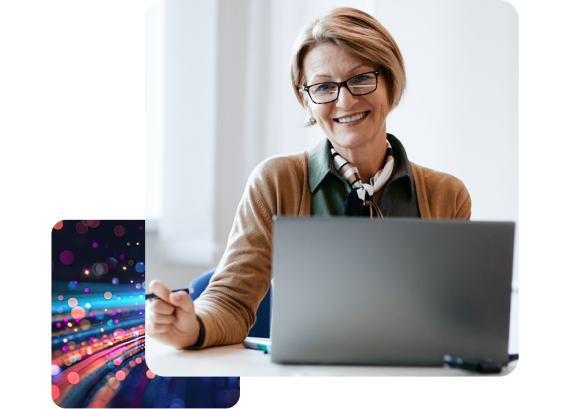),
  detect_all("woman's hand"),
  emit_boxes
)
[145,280,201,349]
